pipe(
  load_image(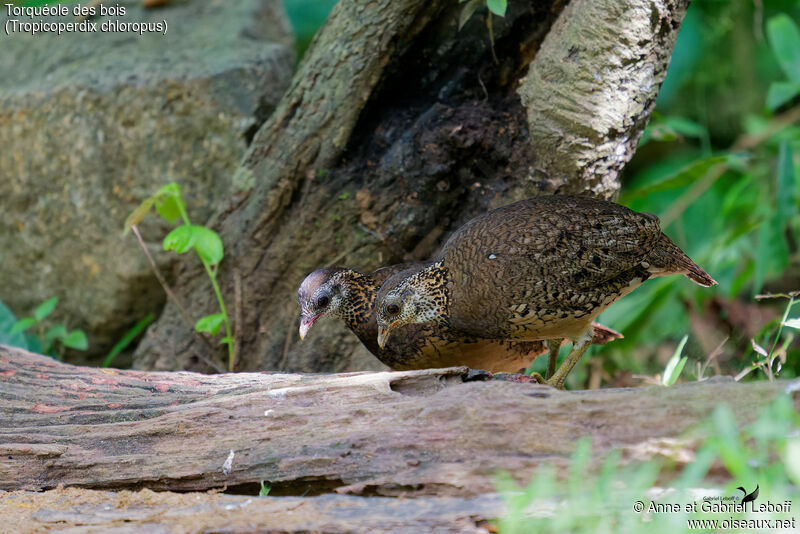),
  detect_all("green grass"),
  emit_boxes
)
[496,393,800,533]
